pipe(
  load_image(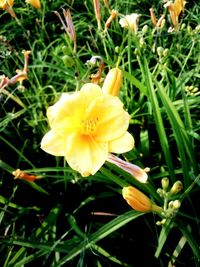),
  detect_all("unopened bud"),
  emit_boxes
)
[157,46,164,57]
[172,200,181,209]
[161,177,169,191]
[122,186,163,213]
[102,67,122,96]
[170,181,183,195]
[62,55,74,67]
